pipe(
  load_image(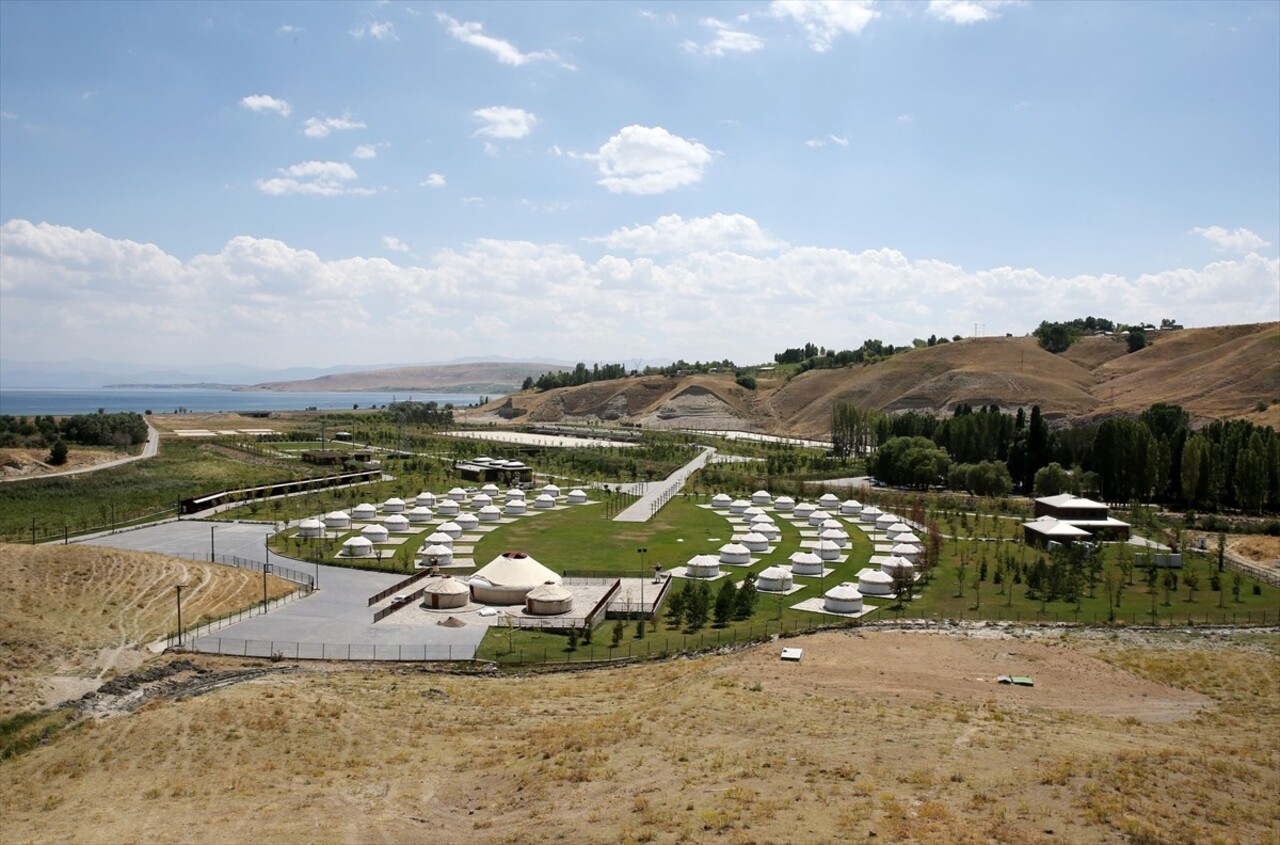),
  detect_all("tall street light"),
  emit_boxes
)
[637,548,647,626]
[175,584,188,648]
[263,533,271,611]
